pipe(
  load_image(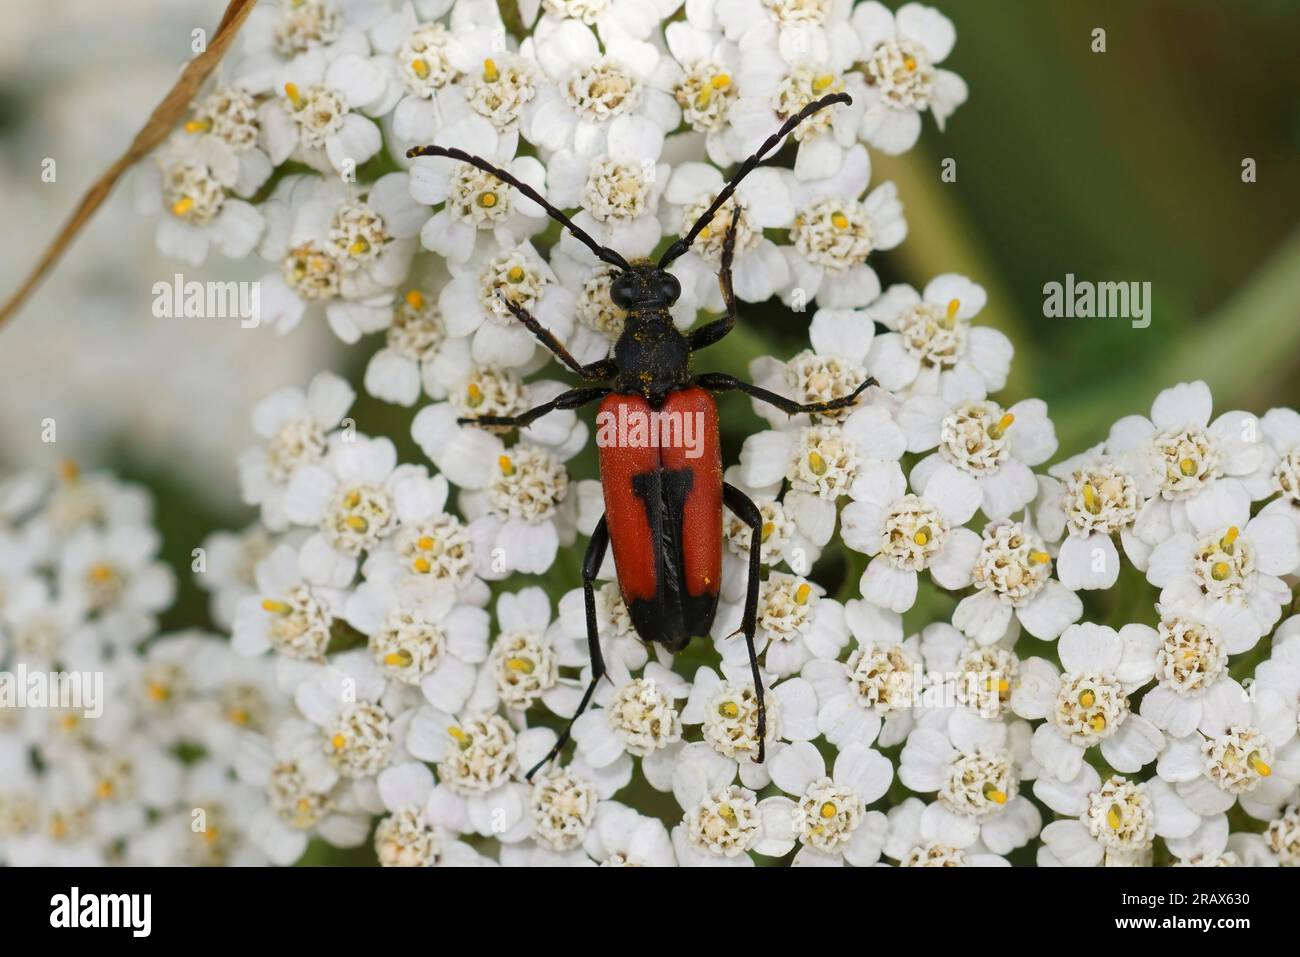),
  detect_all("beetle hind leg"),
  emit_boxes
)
[525,515,610,780]
[722,483,767,764]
